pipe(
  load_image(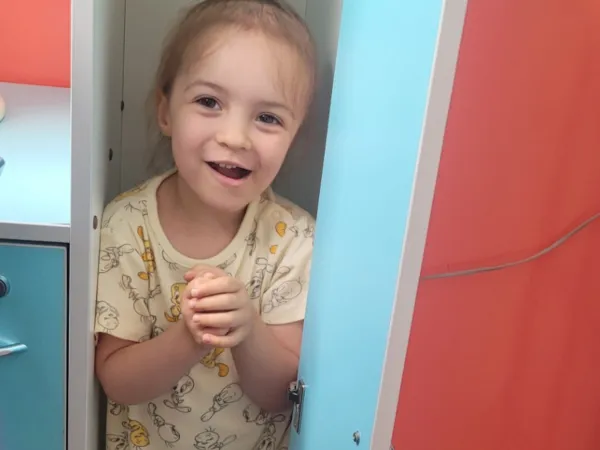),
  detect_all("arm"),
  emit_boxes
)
[95,320,212,405]
[231,318,303,412]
